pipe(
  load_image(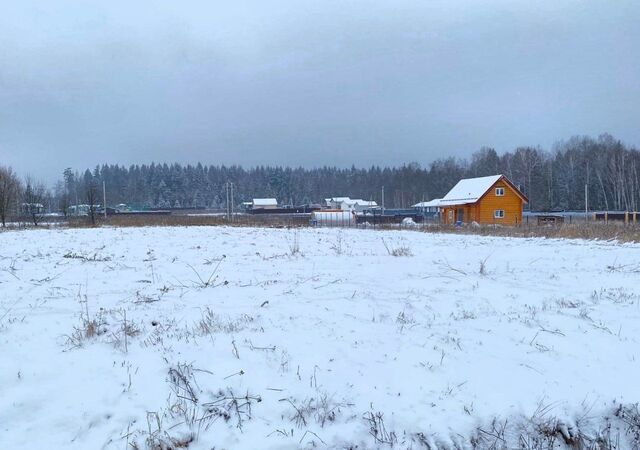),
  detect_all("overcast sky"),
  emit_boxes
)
[1,0,638,182]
